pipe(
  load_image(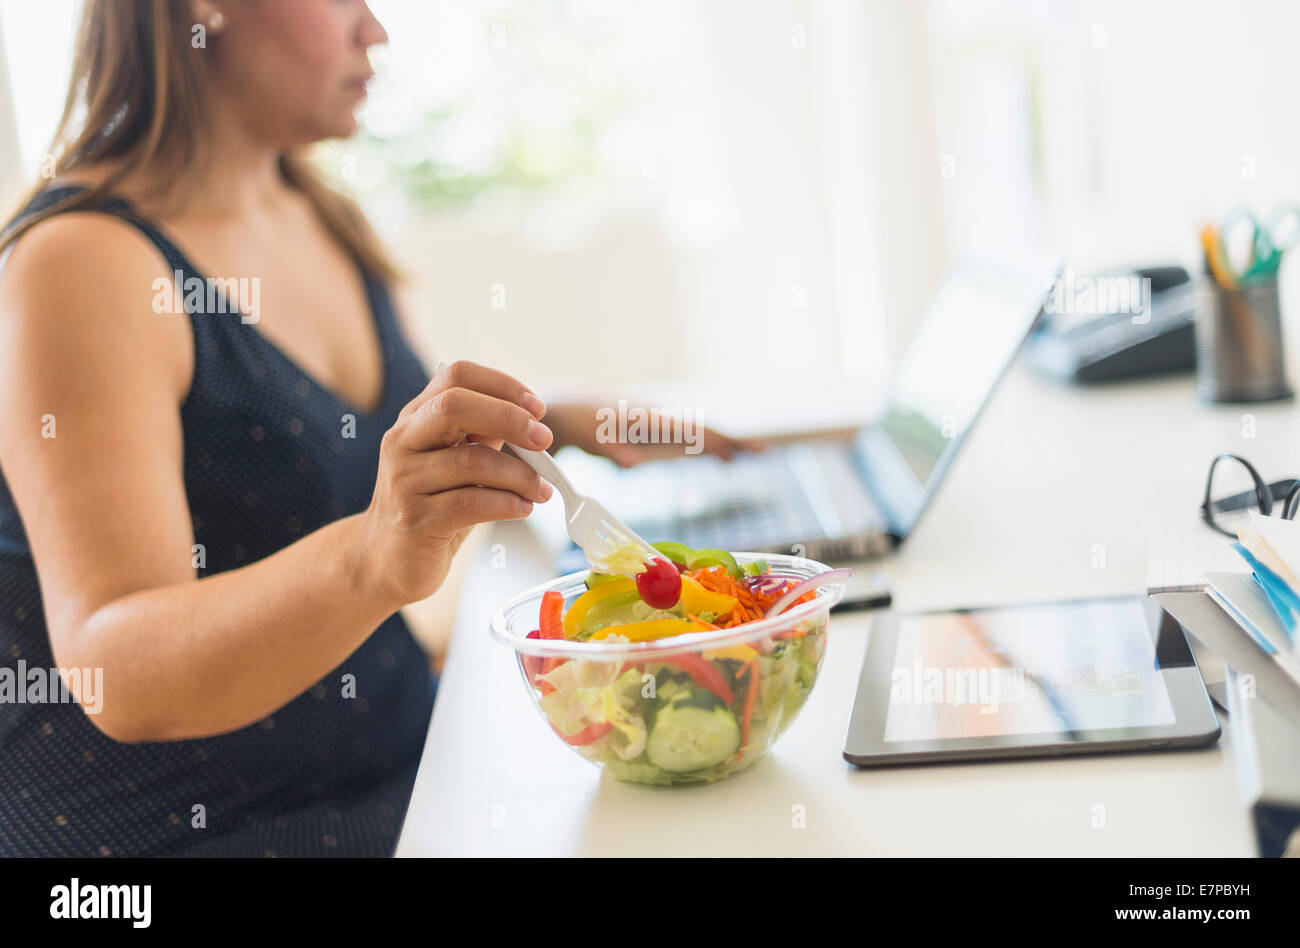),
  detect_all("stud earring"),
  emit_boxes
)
[208,11,224,29]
